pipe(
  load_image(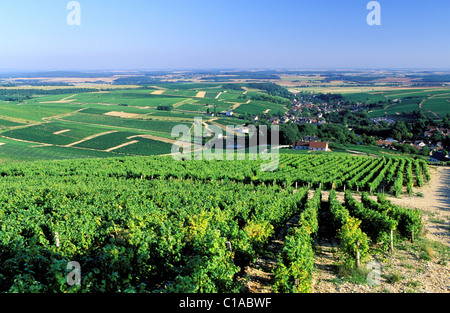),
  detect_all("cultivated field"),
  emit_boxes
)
[0,77,448,294]
[295,86,450,120]
[0,84,282,162]
[0,154,447,293]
